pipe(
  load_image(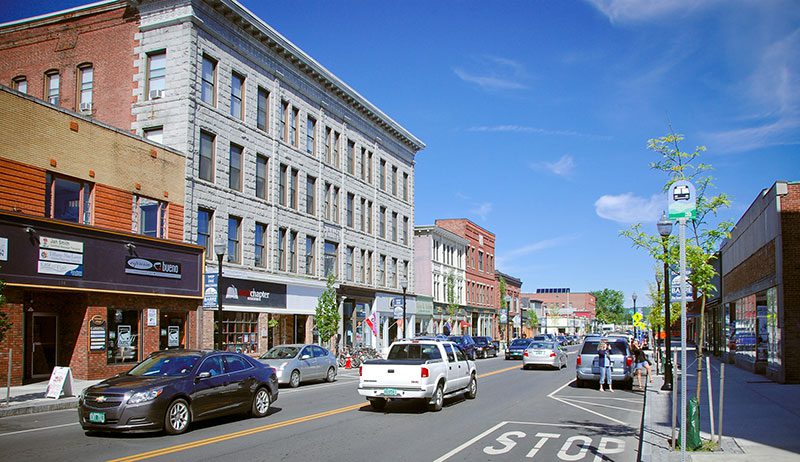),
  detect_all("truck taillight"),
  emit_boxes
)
[523,351,528,357]
[550,352,556,357]
[421,367,429,378]
[576,356,582,366]
[626,356,633,367]
[359,366,362,376]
